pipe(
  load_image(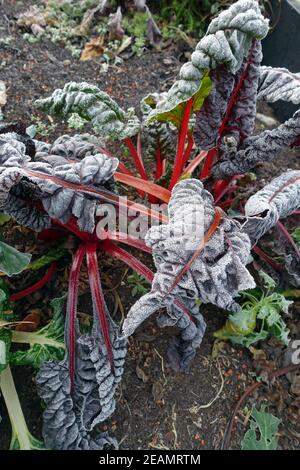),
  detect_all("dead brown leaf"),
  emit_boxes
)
[15,310,41,332]
[80,37,104,61]
[136,364,149,383]
[249,346,267,362]
[152,380,164,406]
